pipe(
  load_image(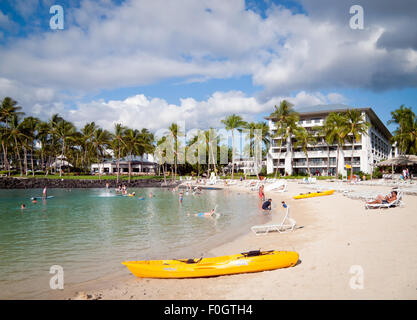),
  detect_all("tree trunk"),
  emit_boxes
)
[335,145,340,178]
[14,136,23,176]
[60,140,65,177]
[1,140,9,173]
[128,153,132,183]
[351,140,355,180]
[327,145,330,176]
[23,145,28,176]
[231,130,235,179]
[116,145,120,184]
[31,146,35,177]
